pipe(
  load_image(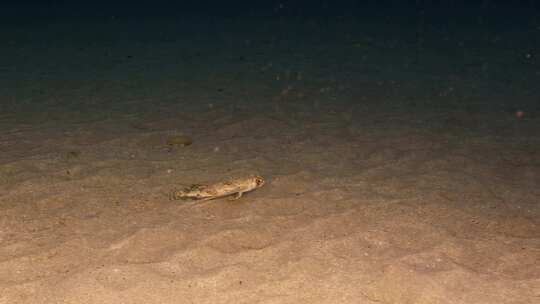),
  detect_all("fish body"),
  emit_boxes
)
[172,175,265,201]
